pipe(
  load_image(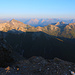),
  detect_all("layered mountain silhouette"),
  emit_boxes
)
[18,18,75,26]
[1,18,75,26]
